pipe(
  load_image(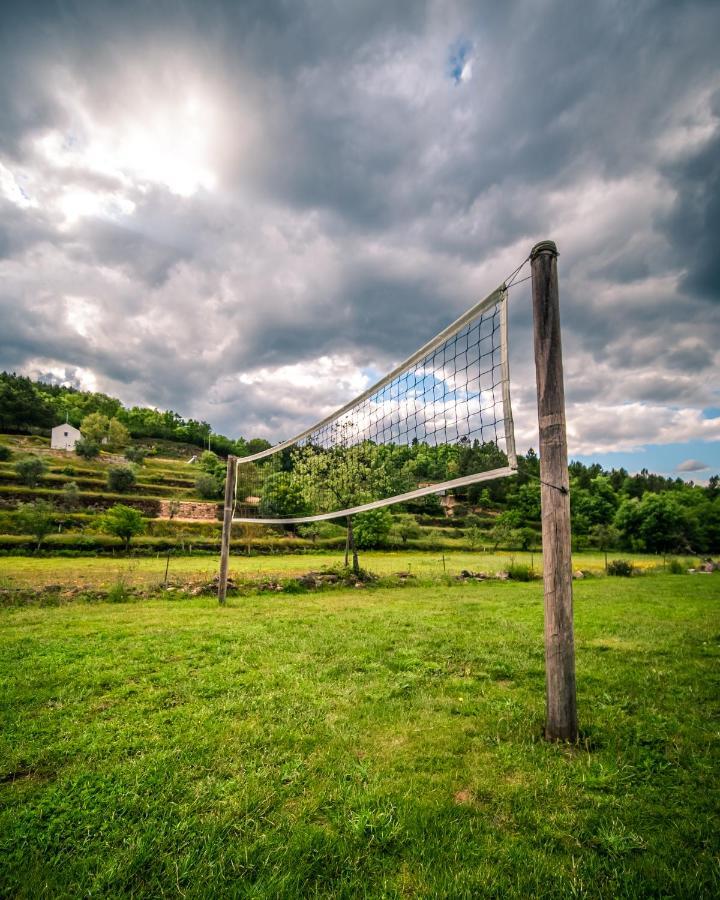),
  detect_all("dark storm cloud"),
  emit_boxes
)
[0,0,719,453]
